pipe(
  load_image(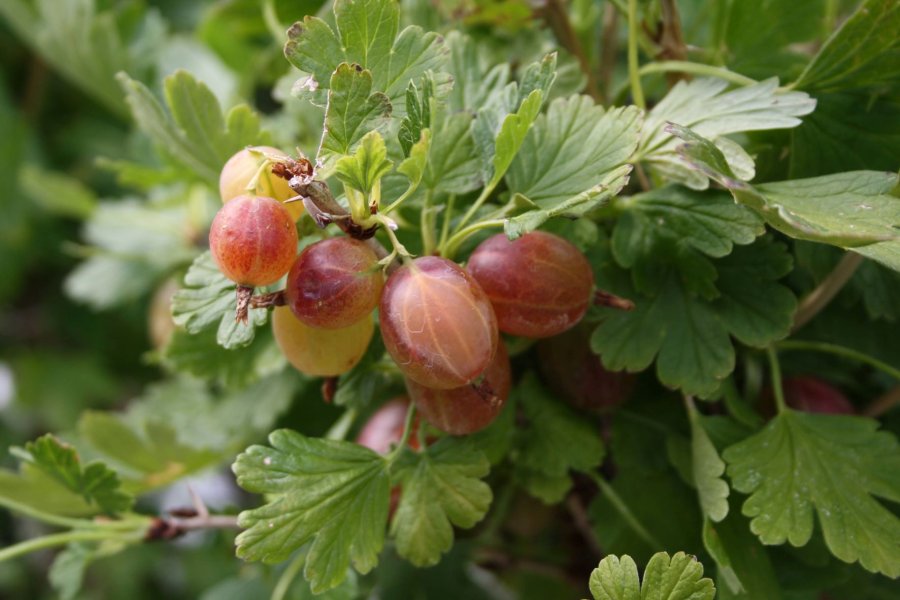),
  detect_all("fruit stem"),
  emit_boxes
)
[325,408,358,441]
[420,189,437,255]
[565,494,604,558]
[637,61,757,87]
[766,346,788,414]
[387,403,417,464]
[791,252,863,333]
[235,285,254,323]
[373,214,413,265]
[249,290,286,309]
[272,551,307,600]
[776,340,900,382]
[0,529,137,564]
[452,181,499,240]
[864,385,900,418]
[440,219,506,260]
[587,471,663,549]
[438,194,456,251]
[0,497,144,531]
[626,0,645,110]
